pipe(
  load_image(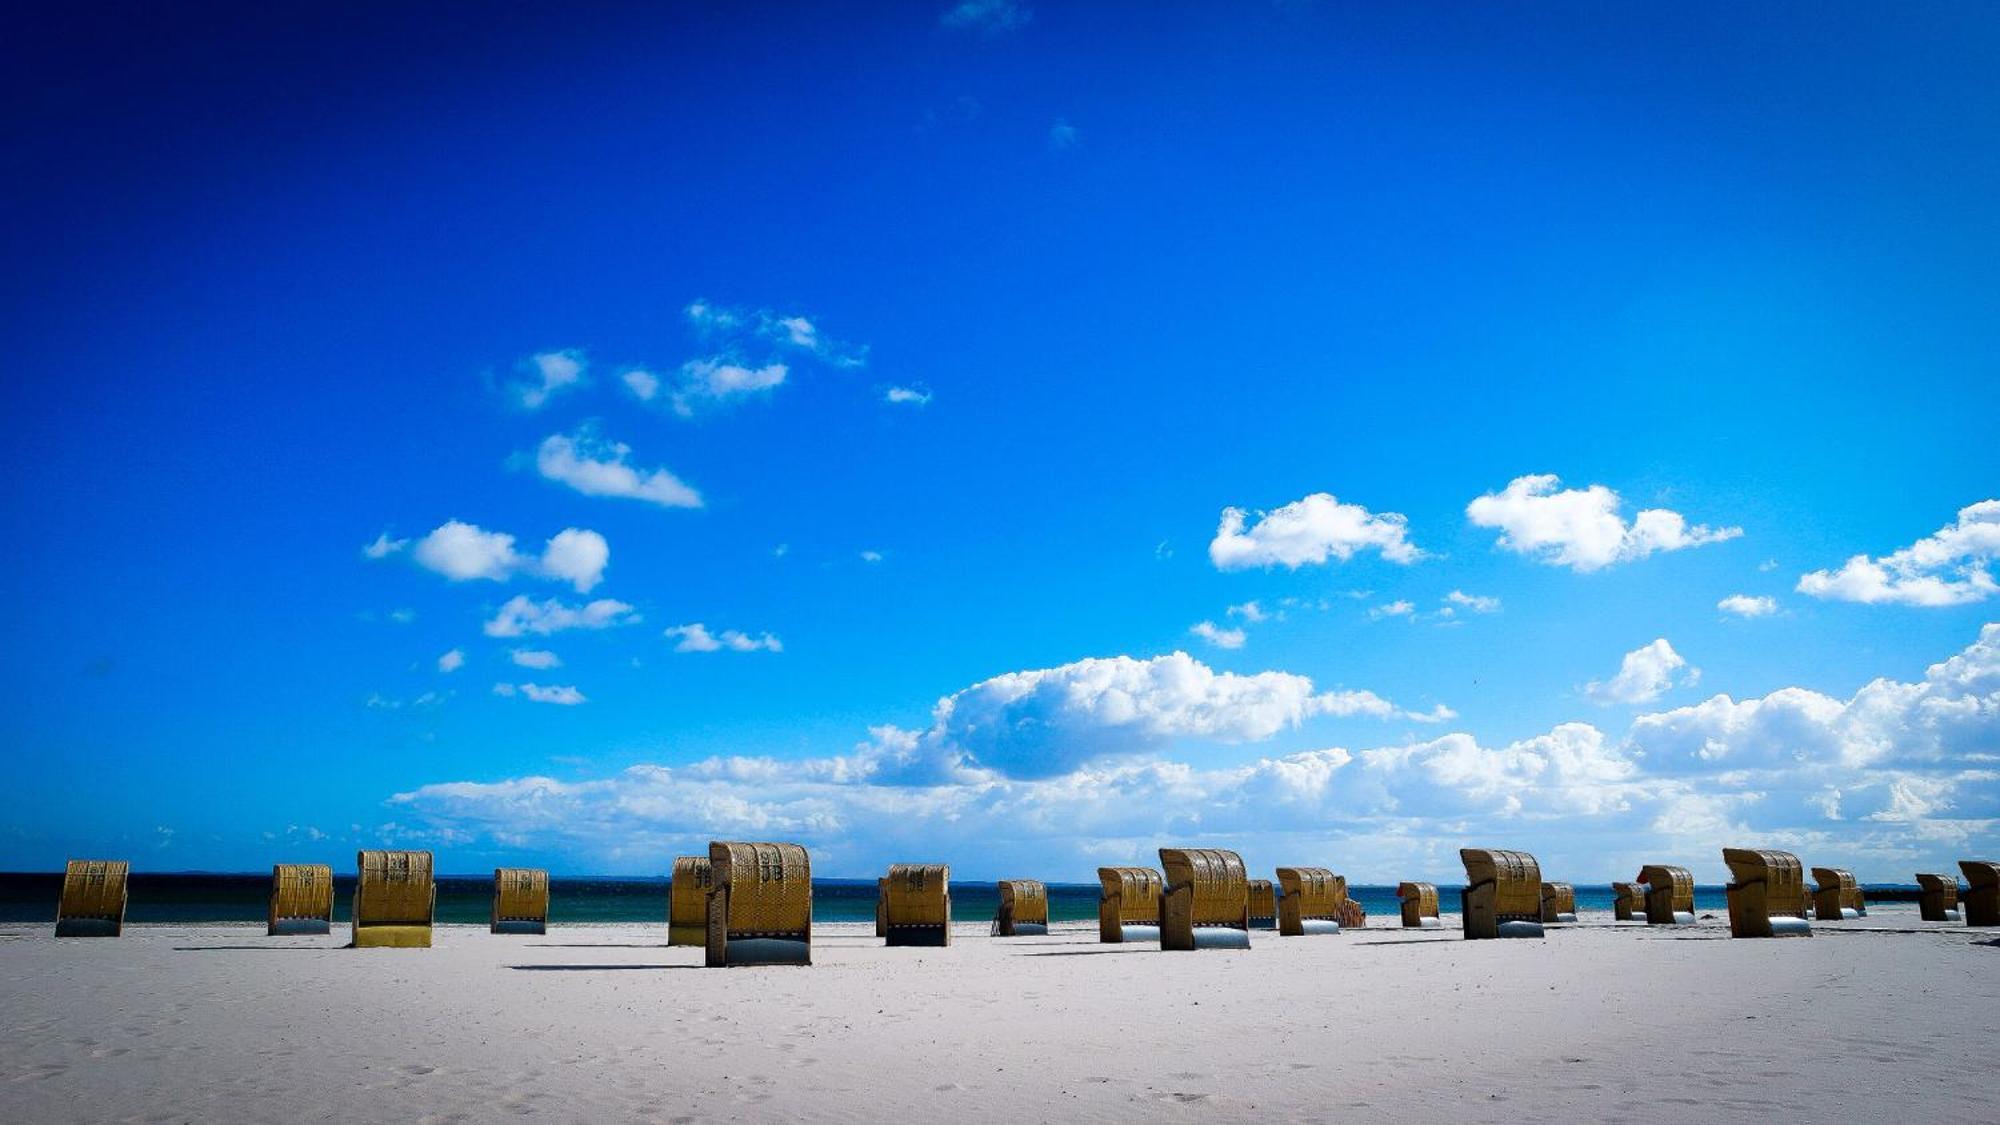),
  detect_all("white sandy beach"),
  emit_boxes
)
[3,906,1994,1124]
